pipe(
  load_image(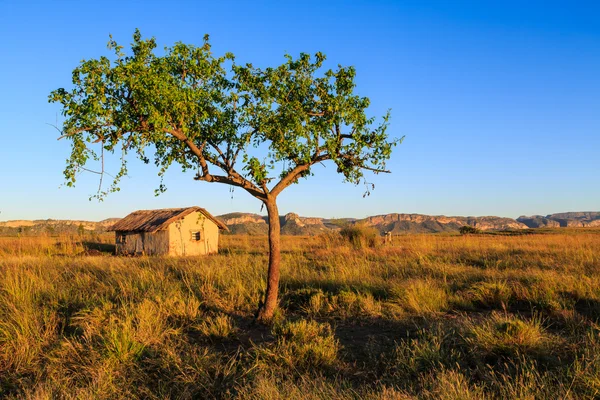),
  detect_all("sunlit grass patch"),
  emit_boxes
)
[465,312,553,357]
[236,372,360,400]
[0,305,59,374]
[339,225,381,249]
[393,279,448,314]
[421,369,487,400]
